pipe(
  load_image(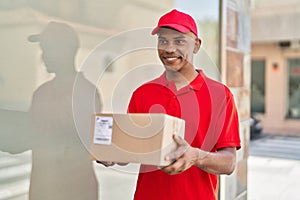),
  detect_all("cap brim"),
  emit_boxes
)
[28,34,41,42]
[151,24,191,35]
